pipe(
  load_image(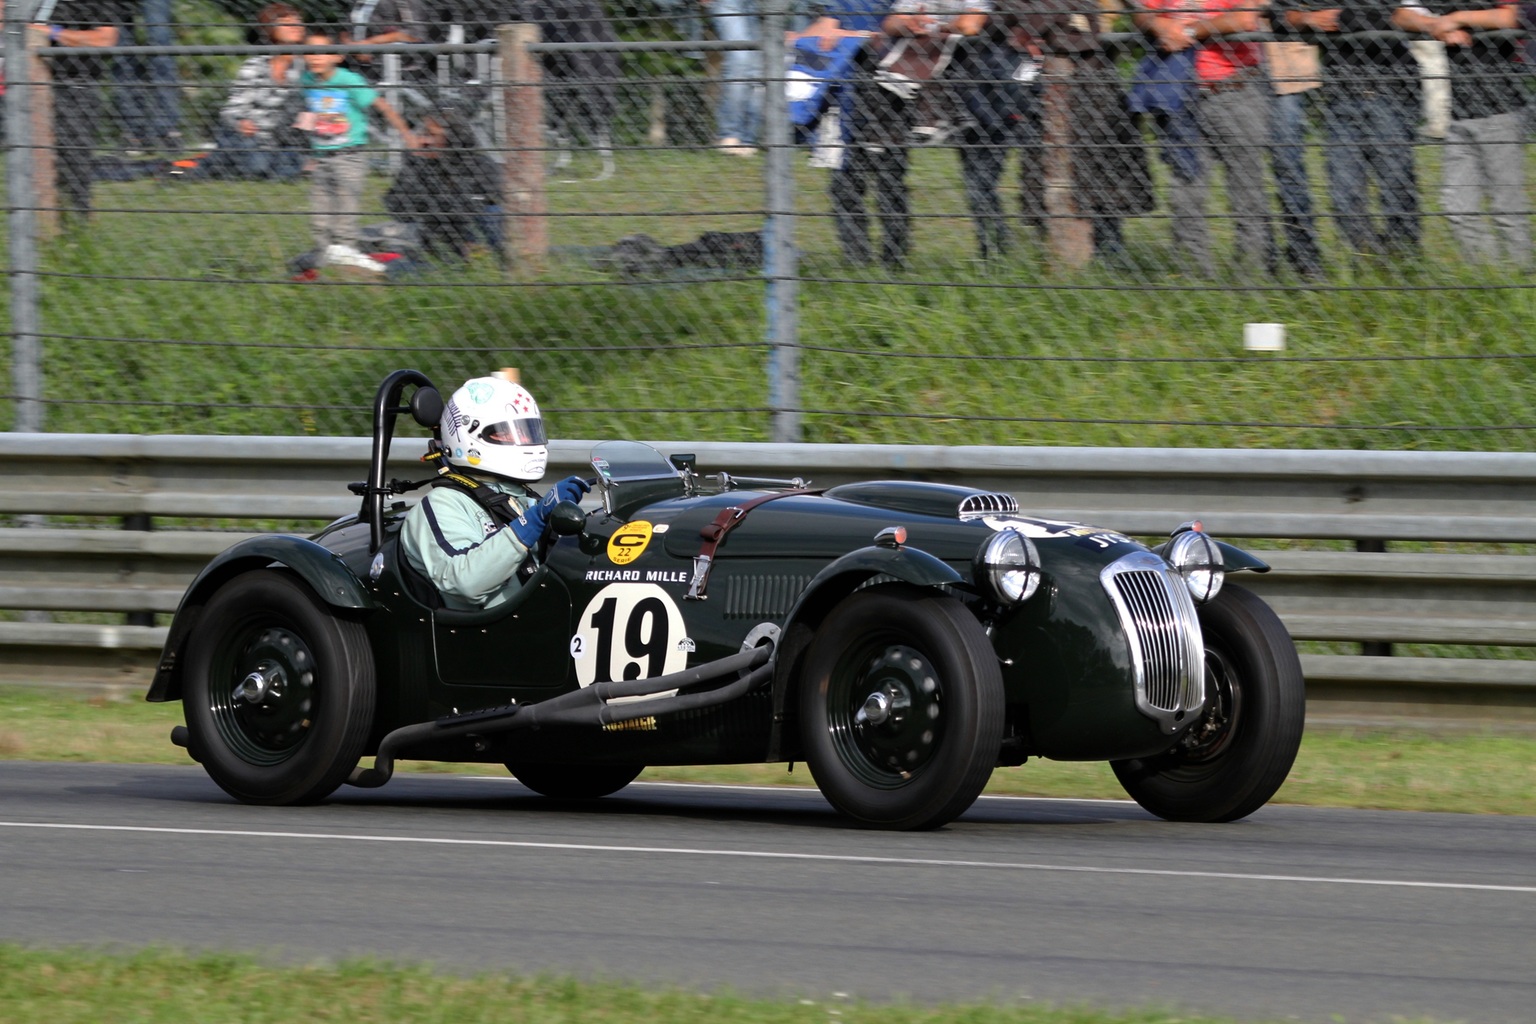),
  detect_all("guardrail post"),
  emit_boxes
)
[1357,538,1393,657]
[498,23,547,268]
[123,514,155,627]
